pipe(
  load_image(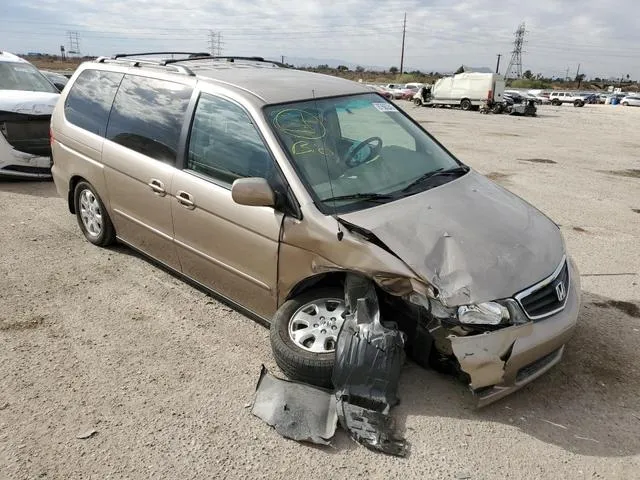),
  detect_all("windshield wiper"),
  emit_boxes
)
[319,192,397,203]
[401,165,469,193]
